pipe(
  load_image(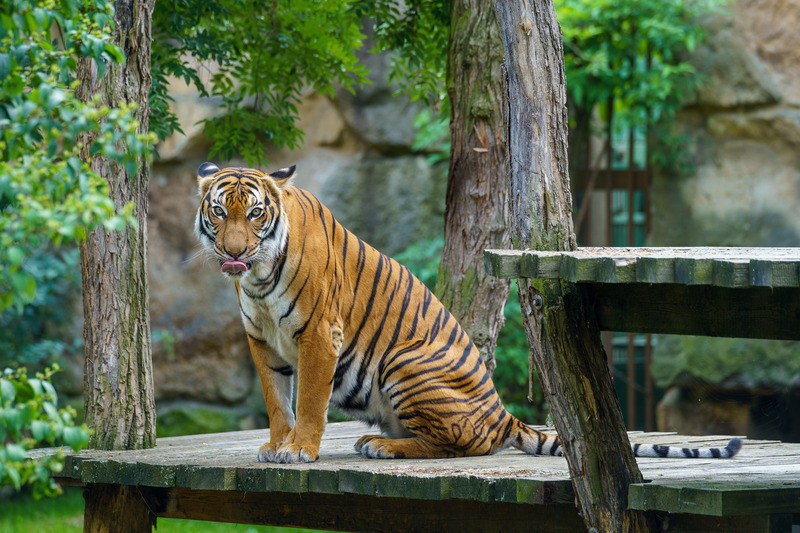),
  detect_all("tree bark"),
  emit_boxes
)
[436,0,511,373]
[77,0,156,450]
[493,2,656,531]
